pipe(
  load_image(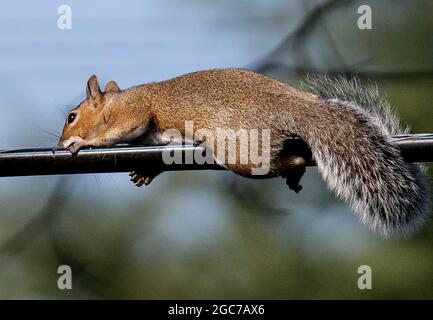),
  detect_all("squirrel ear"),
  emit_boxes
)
[105,80,121,93]
[86,74,101,101]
